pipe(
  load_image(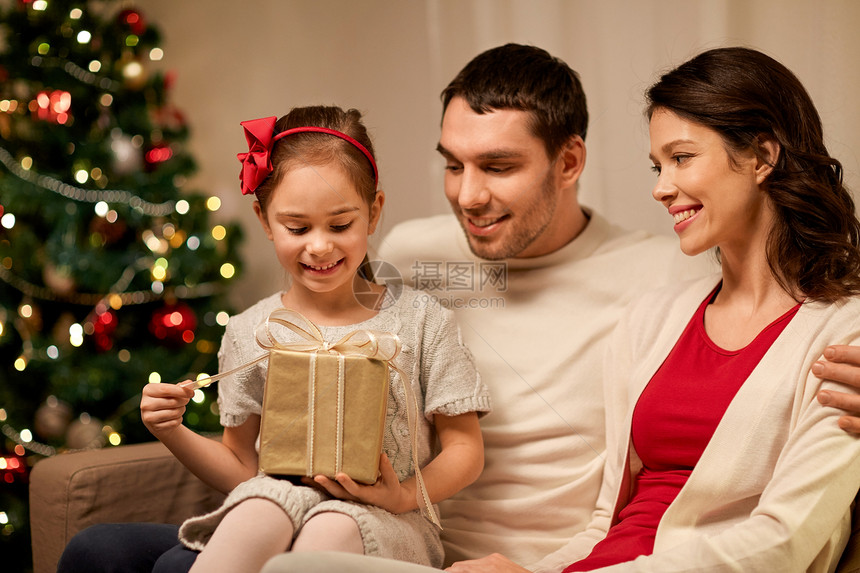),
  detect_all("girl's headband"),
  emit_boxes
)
[237,116,379,196]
